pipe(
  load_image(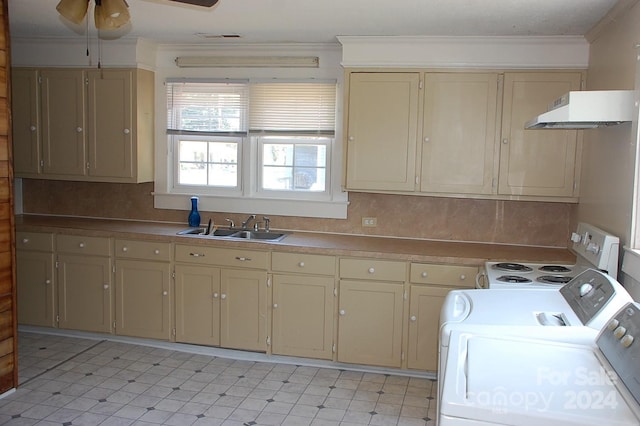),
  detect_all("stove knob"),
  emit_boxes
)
[607,319,620,331]
[621,335,634,348]
[570,232,582,243]
[586,242,600,255]
[614,326,627,339]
